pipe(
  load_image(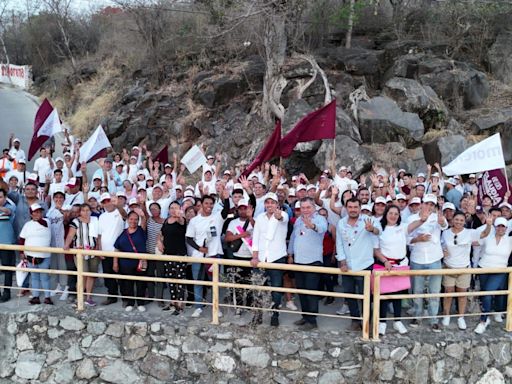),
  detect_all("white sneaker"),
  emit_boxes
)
[191,308,203,318]
[393,321,408,334]
[59,287,69,301]
[378,322,387,336]
[457,317,467,330]
[442,316,450,327]
[474,319,490,334]
[125,306,133,312]
[137,305,146,312]
[493,314,503,323]
[286,301,298,311]
[336,304,350,315]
